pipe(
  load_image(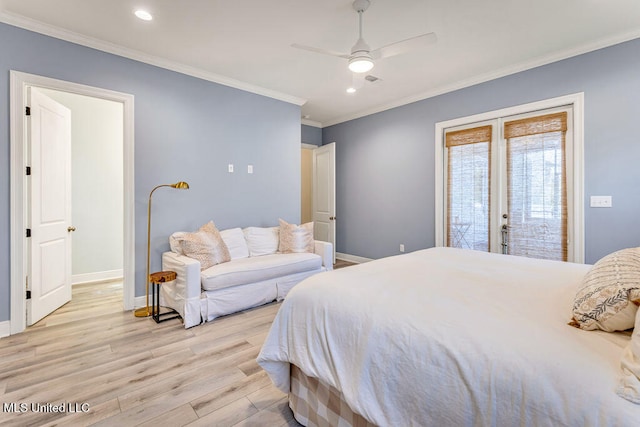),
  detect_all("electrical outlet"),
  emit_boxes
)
[228,164,234,173]
[247,164,253,174]
[400,244,405,253]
